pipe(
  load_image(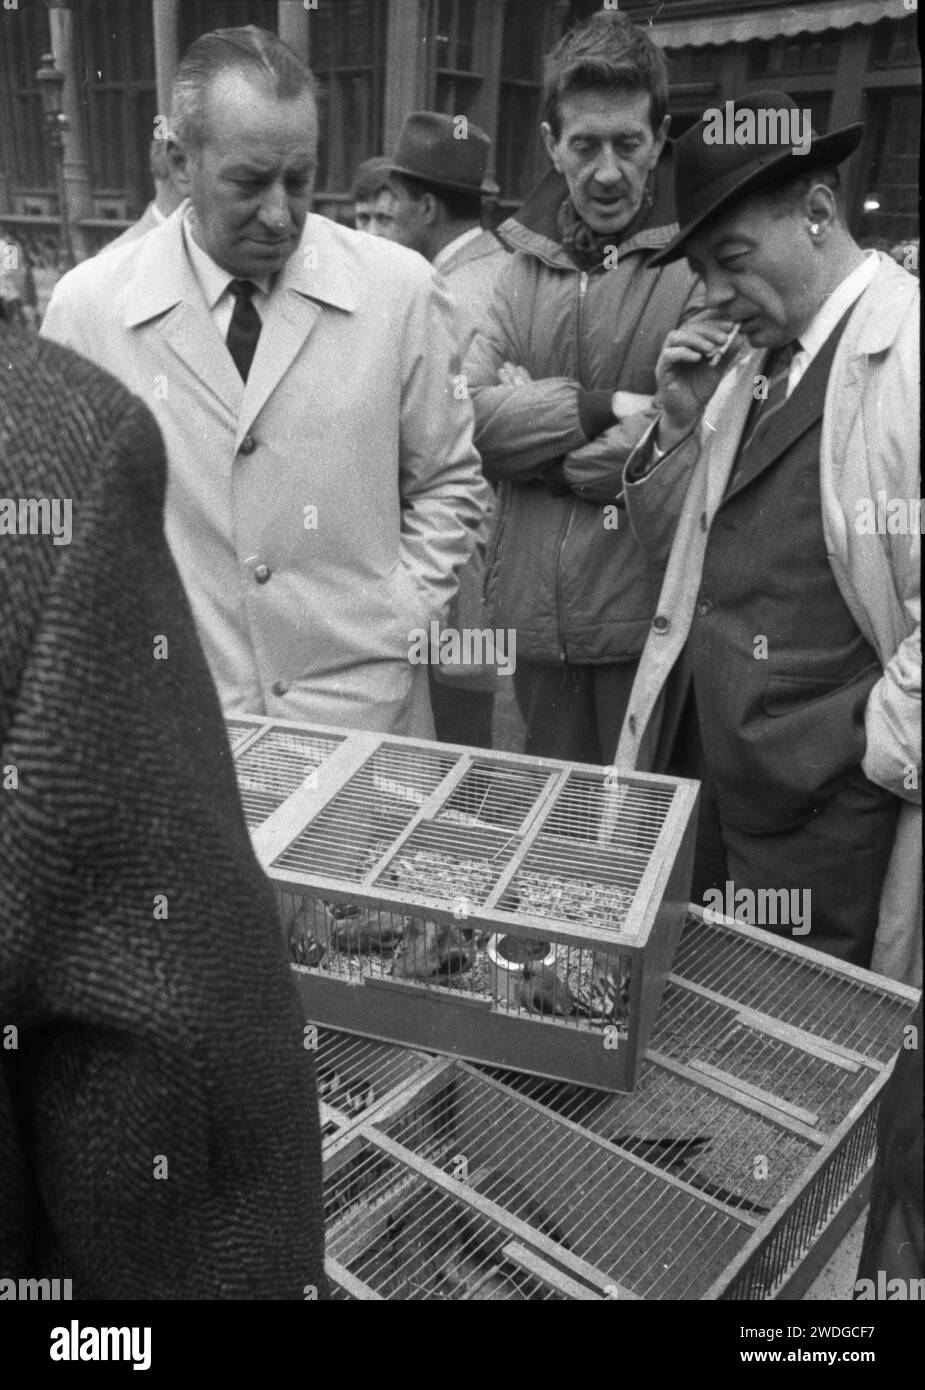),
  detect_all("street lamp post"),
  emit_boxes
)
[36,52,75,270]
